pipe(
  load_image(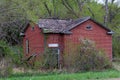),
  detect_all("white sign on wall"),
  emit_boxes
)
[48,44,59,47]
